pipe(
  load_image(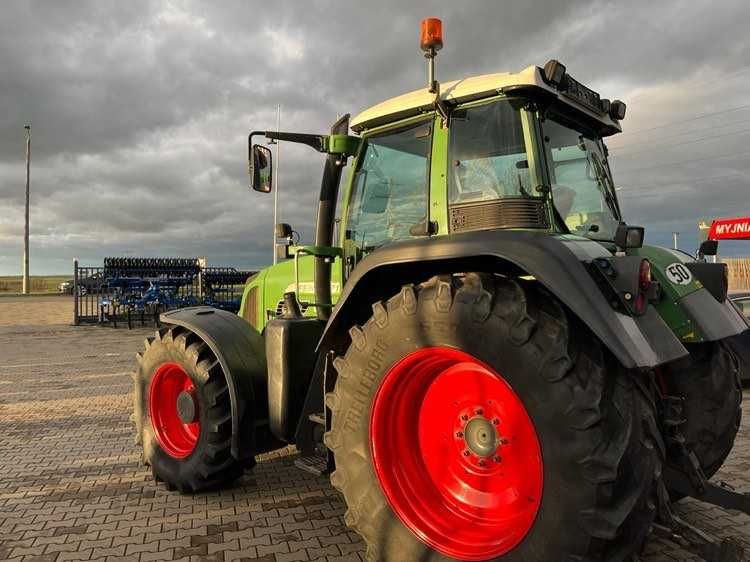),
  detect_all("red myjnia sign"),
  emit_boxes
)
[708,216,750,240]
